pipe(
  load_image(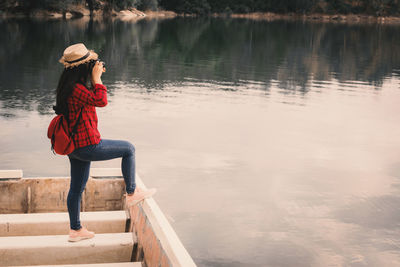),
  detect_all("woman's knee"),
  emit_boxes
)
[67,188,82,198]
[125,142,135,156]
